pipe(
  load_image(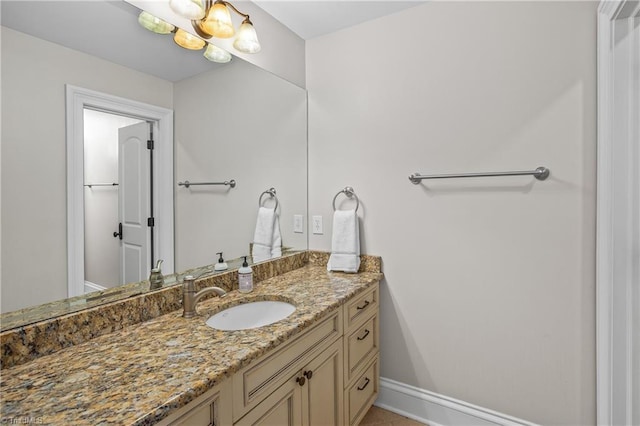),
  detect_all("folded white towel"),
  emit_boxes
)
[271,215,282,258]
[327,209,360,273]
[252,207,282,262]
